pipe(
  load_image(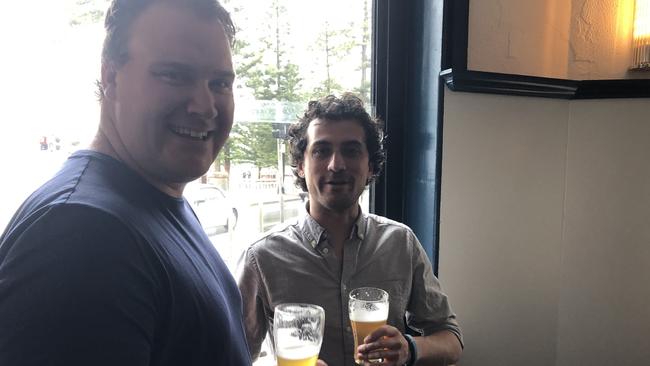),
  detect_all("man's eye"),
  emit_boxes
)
[209,79,234,93]
[343,147,362,157]
[312,148,330,158]
[156,70,189,84]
